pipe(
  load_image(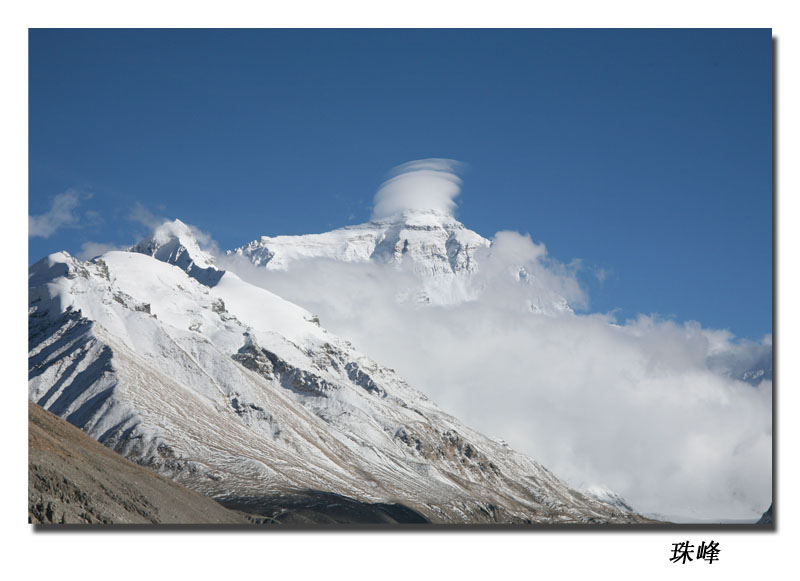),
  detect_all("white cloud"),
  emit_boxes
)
[592,265,610,284]
[29,189,90,238]
[217,231,772,522]
[371,159,463,219]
